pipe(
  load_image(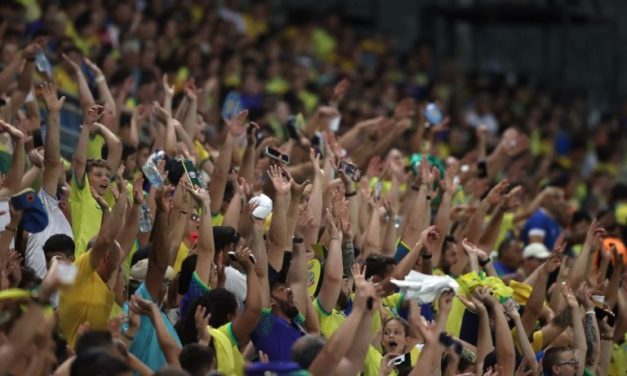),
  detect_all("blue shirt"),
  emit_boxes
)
[129,283,182,372]
[522,209,562,249]
[250,308,306,362]
[180,271,210,318]
[493,260,518,277]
